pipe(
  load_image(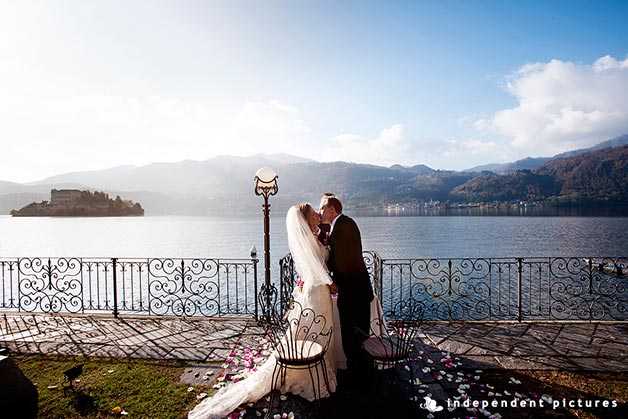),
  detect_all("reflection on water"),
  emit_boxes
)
[0,214,626,261]
[354,205,628,218]
[356,216,627,259]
